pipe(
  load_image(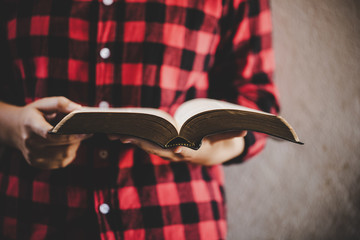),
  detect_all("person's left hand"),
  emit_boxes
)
[109,131,247,166]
